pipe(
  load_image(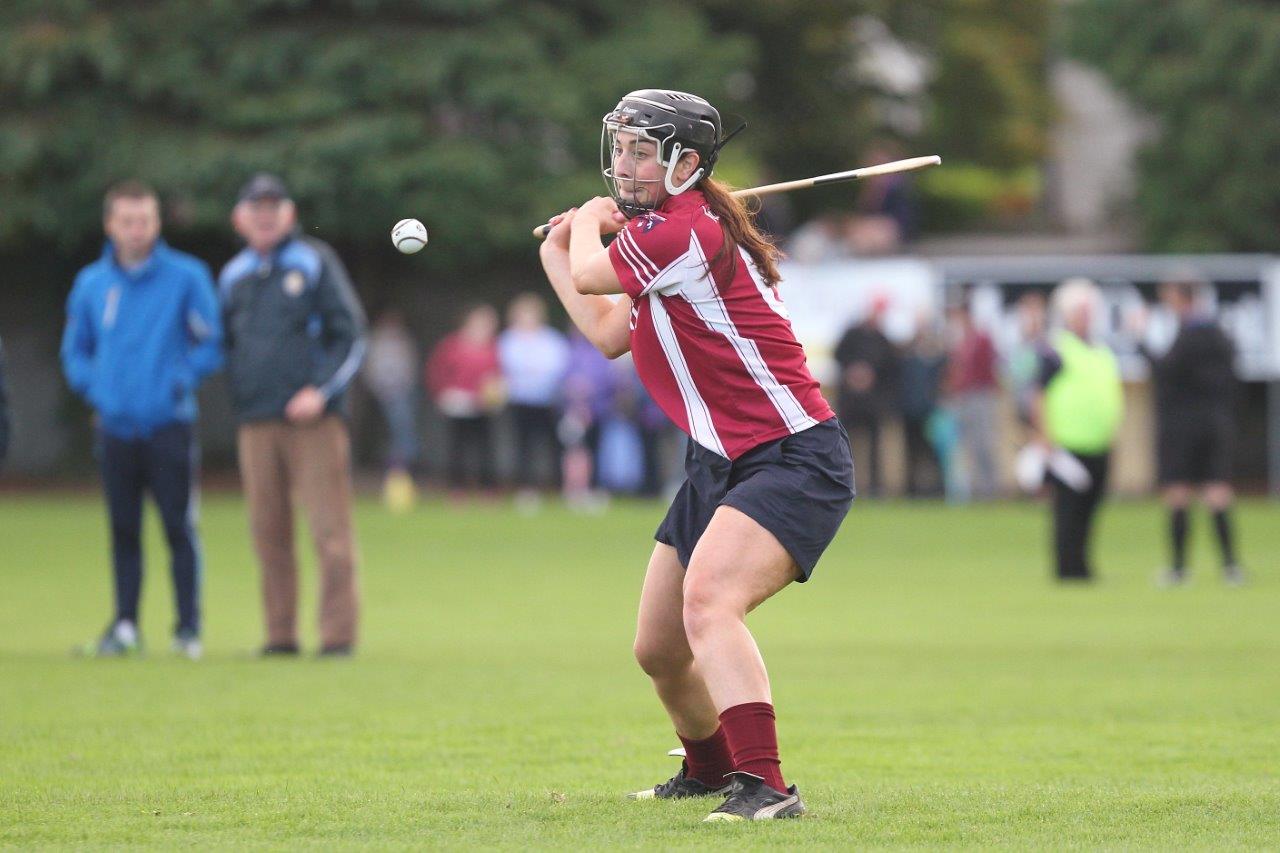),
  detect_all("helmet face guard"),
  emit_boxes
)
[600,90,728,219]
